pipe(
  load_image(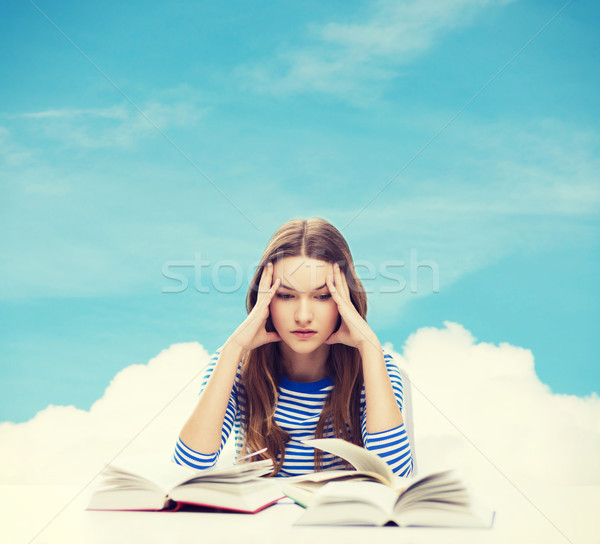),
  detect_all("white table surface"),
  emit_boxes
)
[2,483,598,544]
